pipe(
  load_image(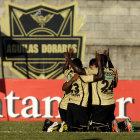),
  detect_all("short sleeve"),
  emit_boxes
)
[80,75,94,83]
[84,67,98,75]
[84,67,89,75]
